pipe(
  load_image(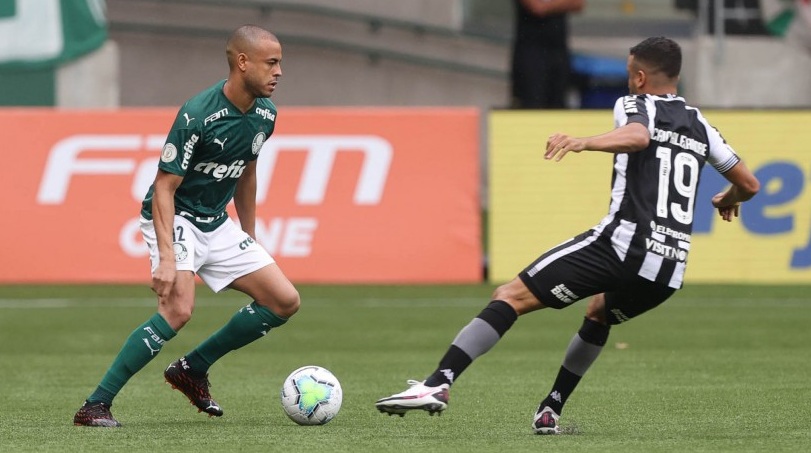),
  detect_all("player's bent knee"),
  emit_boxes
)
[490,279,542,316]
[491,279,523,301]
[585,295,608,324]
[278,291,301,318]
[258,288,300,319]
[159,304,194,330]
[491,285,510,304]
